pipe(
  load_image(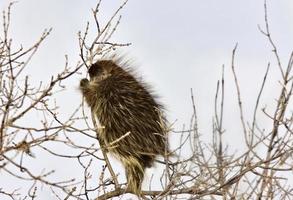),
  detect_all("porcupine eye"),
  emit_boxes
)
[88,63,102,79]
